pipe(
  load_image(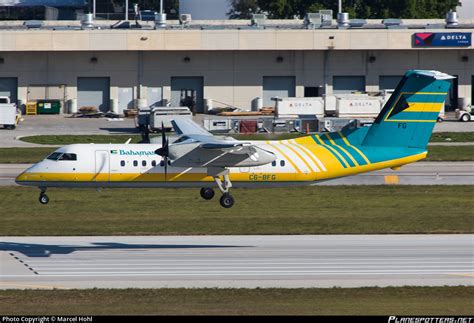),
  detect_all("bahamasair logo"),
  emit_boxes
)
[112,149,155,156]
